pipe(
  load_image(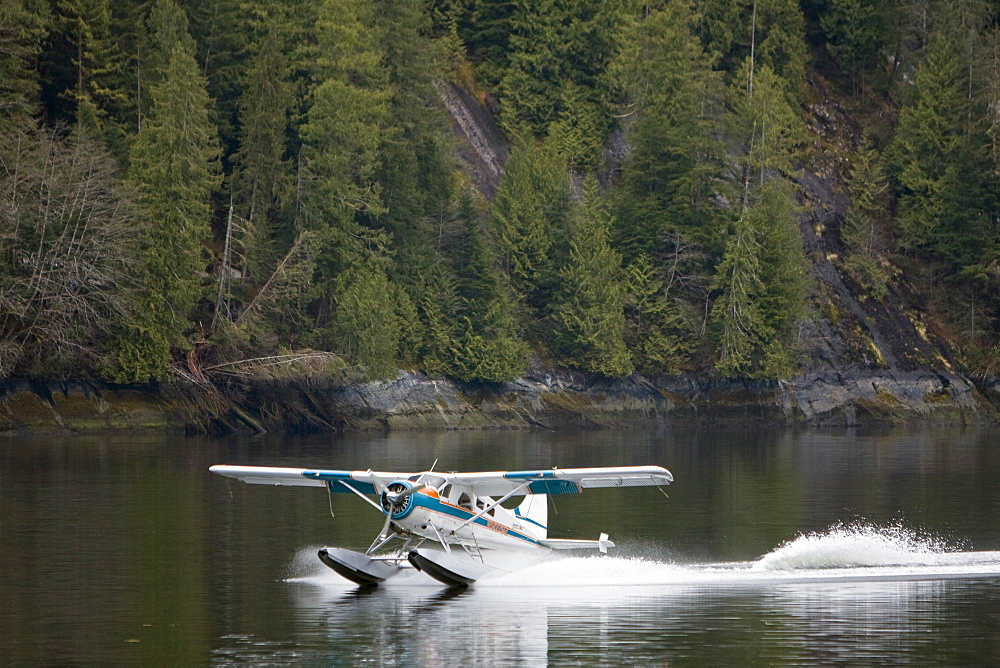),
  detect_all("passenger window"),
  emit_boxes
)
[441,483,452,500]
[458,492,473,510]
